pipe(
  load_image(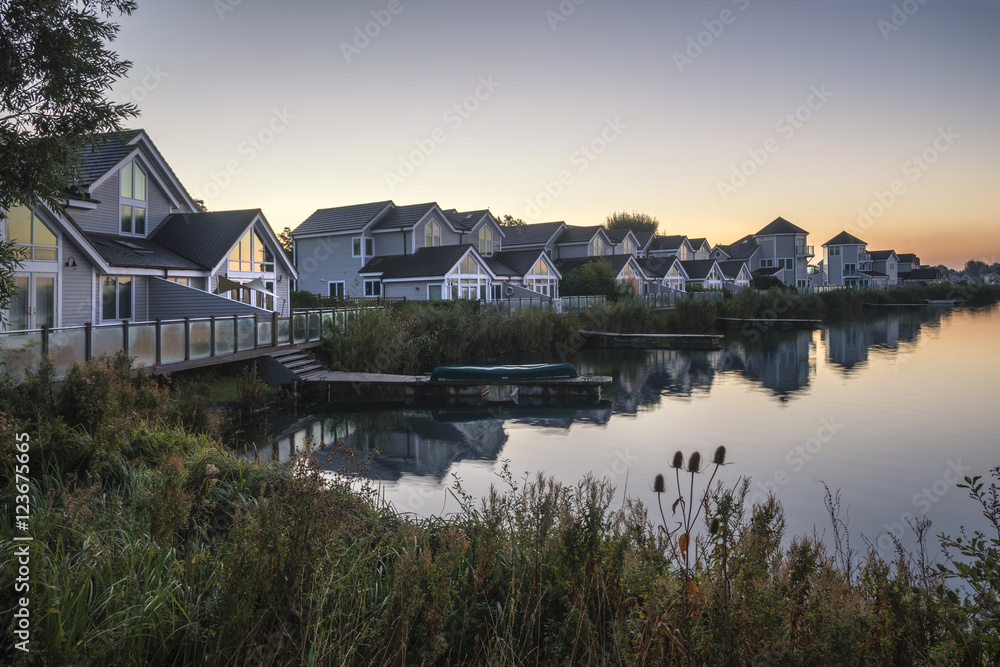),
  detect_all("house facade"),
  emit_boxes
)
[2,130,296,332]
[753,218,813,288]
